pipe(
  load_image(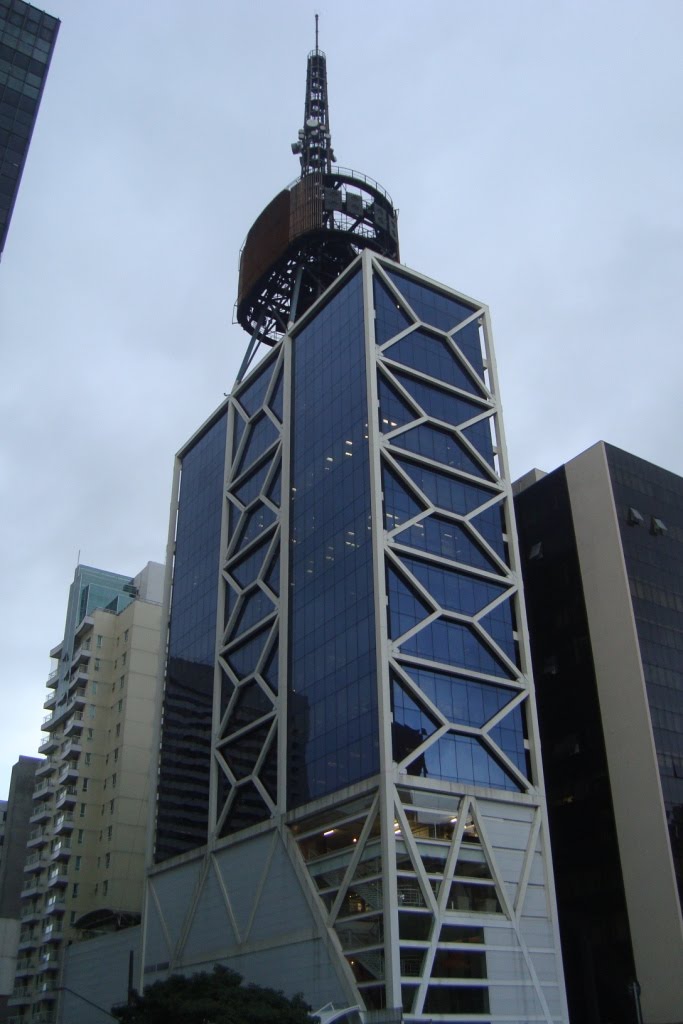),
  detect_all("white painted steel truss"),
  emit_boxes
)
[192,251,568,1021]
